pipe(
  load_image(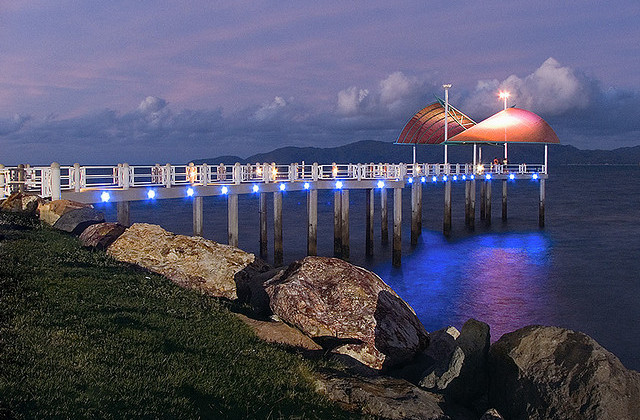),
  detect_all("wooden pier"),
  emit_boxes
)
[1,161,548,267]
